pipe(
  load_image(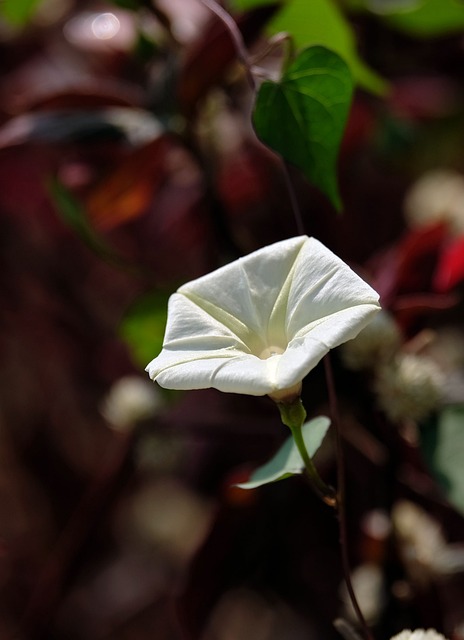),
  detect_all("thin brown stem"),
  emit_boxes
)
[198,0,305,237]
[281,160,306,235]
[324,354,374,640]
[199,0,256,91]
